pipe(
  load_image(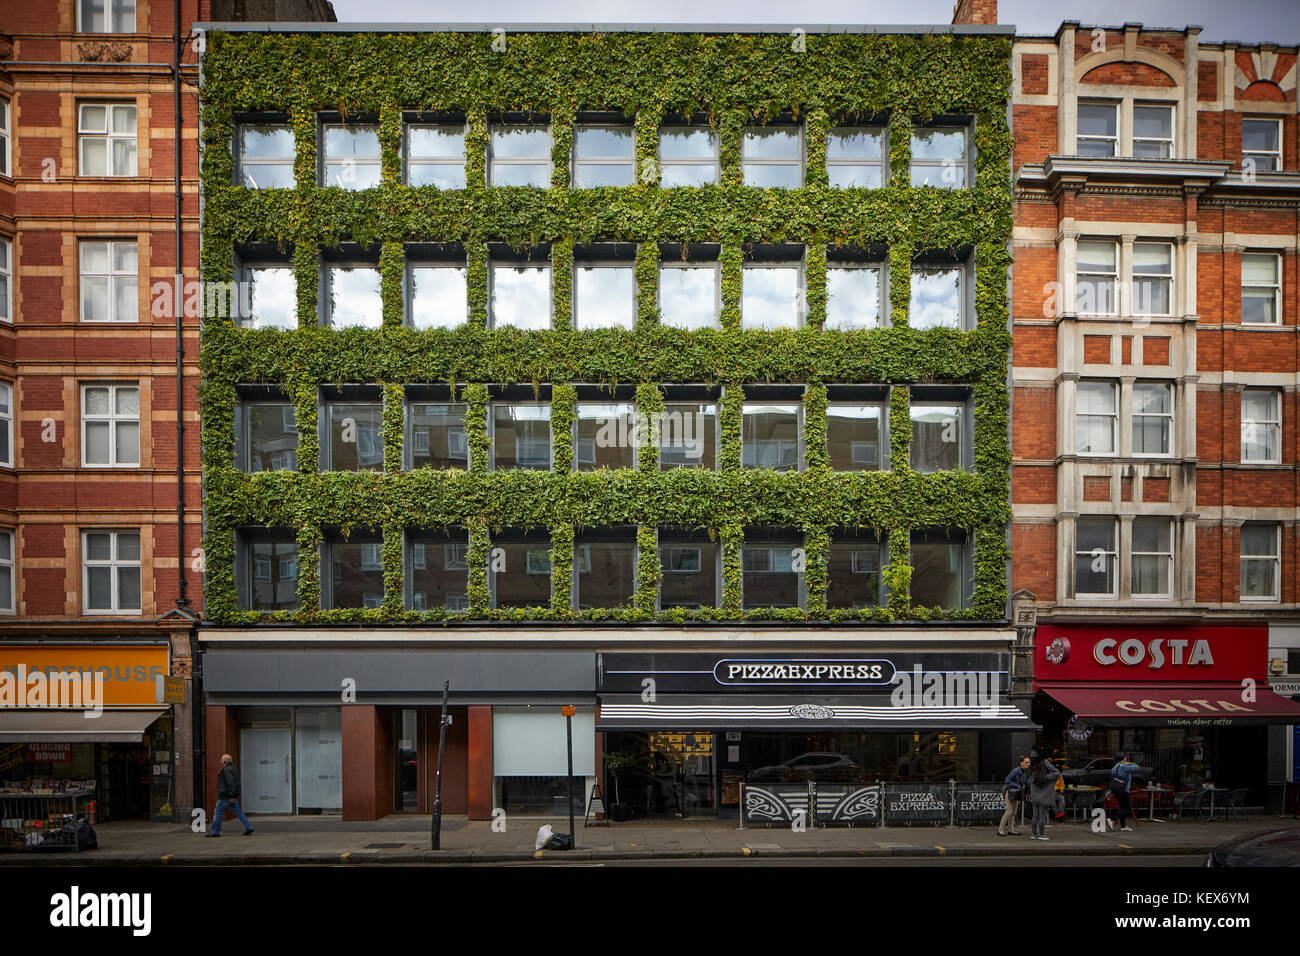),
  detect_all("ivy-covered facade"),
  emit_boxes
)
[197,24,1028,822]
